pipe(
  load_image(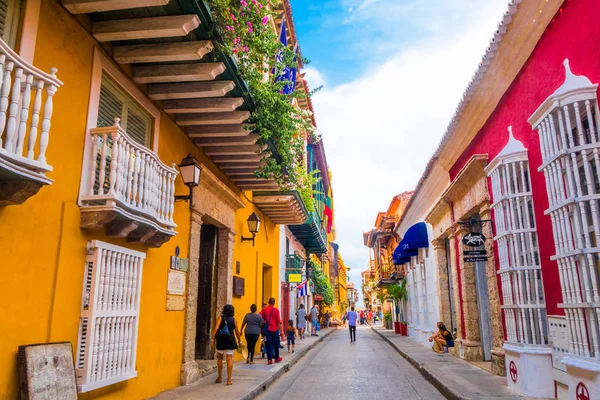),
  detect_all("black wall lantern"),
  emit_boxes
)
[174,154,202,208]
[241,212,261,246]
